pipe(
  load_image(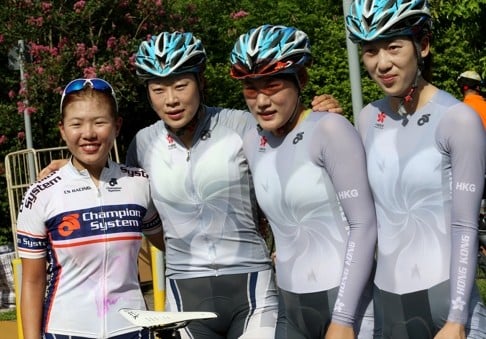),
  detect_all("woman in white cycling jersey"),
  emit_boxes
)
[16,78,164,339]
[229,24,377,339]
[345,1,486,338]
